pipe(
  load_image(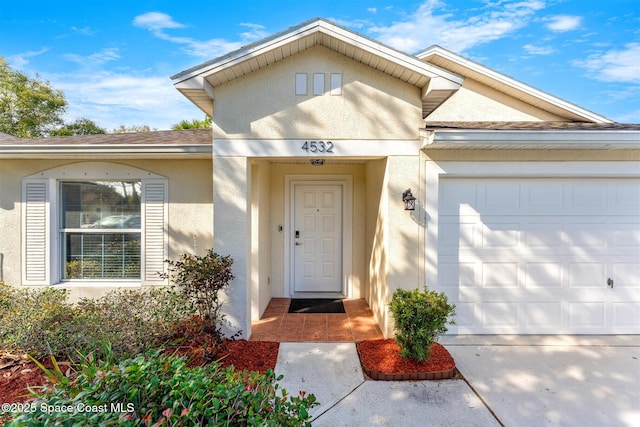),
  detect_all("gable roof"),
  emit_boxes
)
[171,18,464,119]
[417,45,611,123]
